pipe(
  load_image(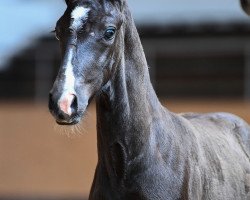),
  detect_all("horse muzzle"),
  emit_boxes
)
[48,91,84,125]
